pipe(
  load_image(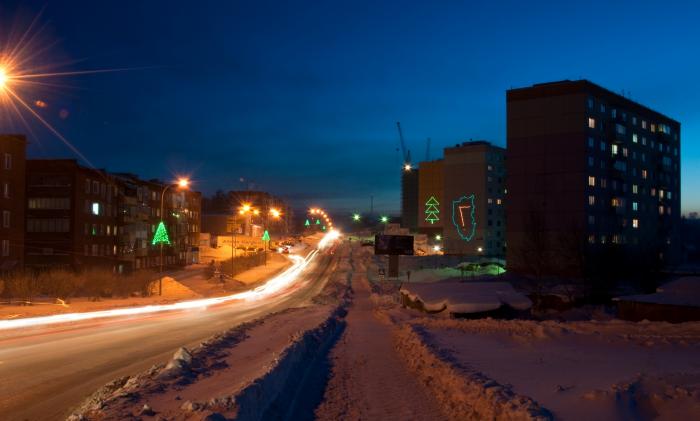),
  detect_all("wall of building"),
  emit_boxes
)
[417,160,444,233]
[0,135,26,271]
